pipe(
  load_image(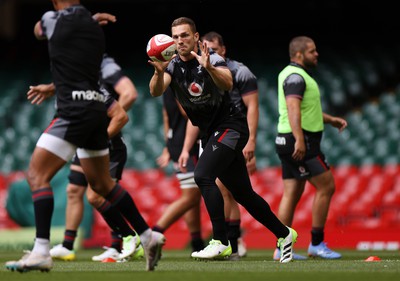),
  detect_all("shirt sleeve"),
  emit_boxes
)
[283,73,306,99]
[41,11,57,40]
